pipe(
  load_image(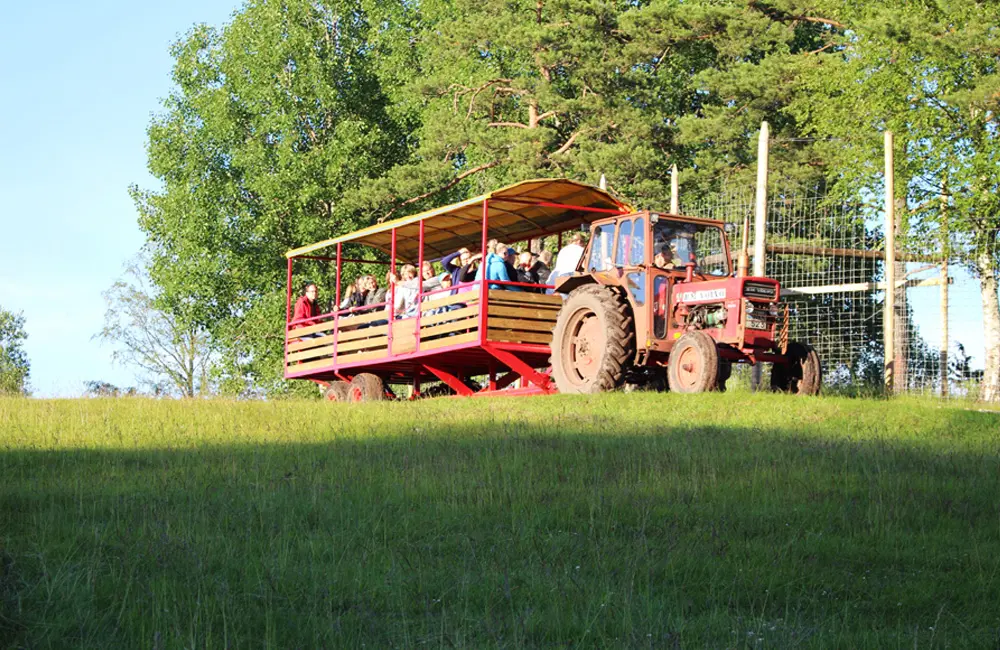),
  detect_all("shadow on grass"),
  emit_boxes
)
[2,409,999,649]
